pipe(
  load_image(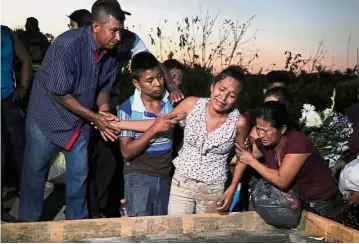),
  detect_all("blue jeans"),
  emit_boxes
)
[18,115,88,221]
[124,173,171,217]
